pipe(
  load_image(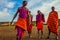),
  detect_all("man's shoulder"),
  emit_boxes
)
[49,11,52,13]
[51,11,58,13]
[18,6,29,10]
[36,14,38,16]
[25,7,29,11]
[18,7,22,9]
[54,11,58,13]
[42,13,44,15]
